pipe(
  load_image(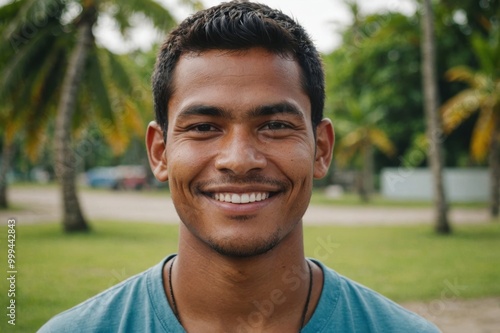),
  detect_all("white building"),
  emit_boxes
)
[381,168,489,202]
